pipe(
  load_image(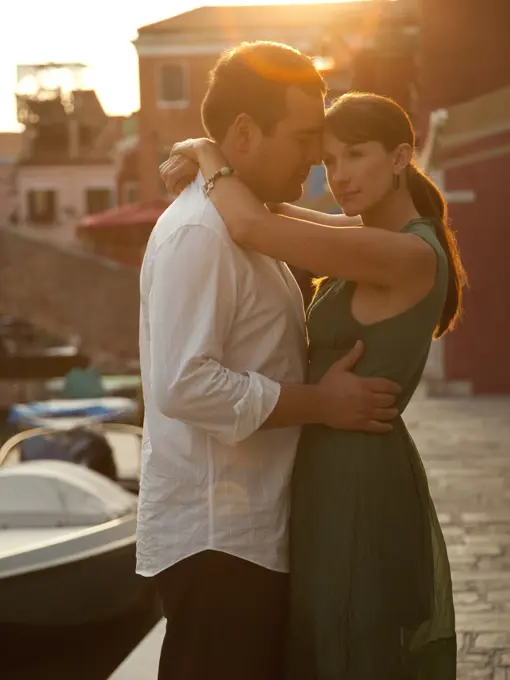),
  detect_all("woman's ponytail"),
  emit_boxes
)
[407,165,467,338]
